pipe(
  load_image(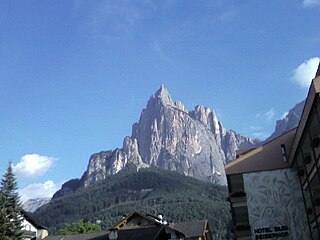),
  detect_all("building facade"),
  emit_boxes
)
[22,211,48,240]
[225,63,320,239]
